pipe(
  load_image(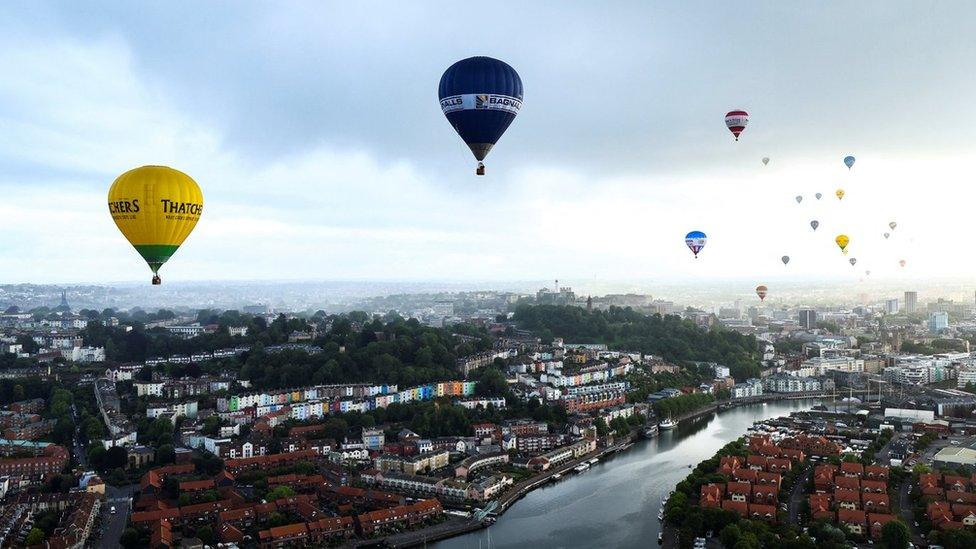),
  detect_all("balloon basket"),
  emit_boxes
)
[476,163,485,176]
[152,275,161,285]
